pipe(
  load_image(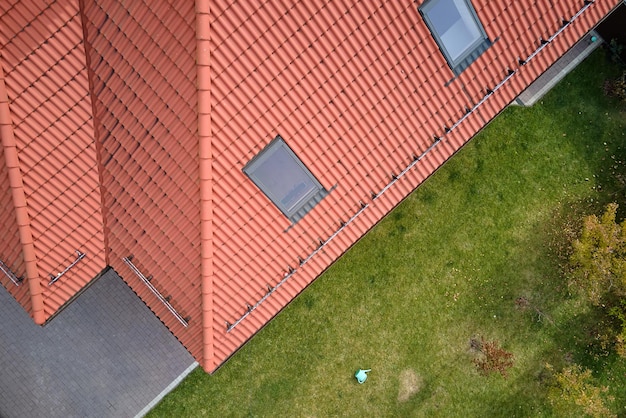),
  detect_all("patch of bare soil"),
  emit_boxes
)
[397,369,423,402]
